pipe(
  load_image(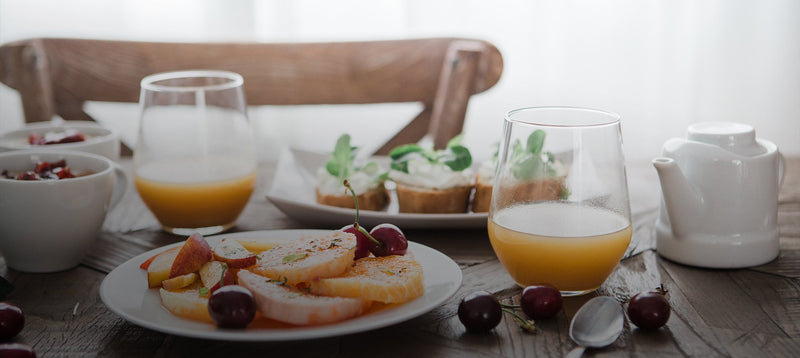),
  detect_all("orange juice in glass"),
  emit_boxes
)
[488,107,632,296]
[134,70,257,236]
